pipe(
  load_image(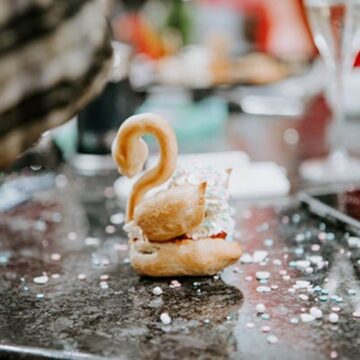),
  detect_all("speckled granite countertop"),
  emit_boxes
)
[1,166,360,360]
